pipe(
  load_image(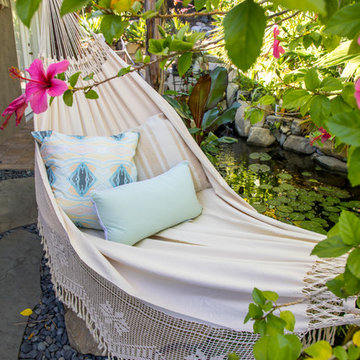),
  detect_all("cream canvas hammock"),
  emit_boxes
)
[34,1,360,359]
